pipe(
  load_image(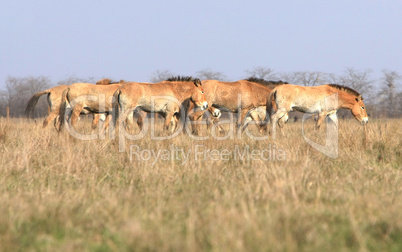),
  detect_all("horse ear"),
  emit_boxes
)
[355,95,363,101]
[194,78,202,87]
